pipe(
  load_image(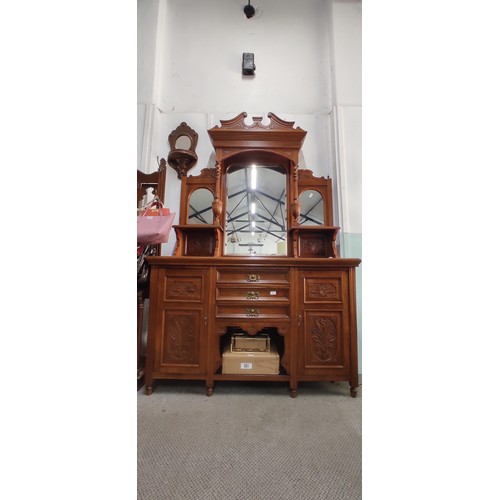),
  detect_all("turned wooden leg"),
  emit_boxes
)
[350,373,359,398]
[144,368,154,395]
[206,385,214,397]
[137,377,144,391]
